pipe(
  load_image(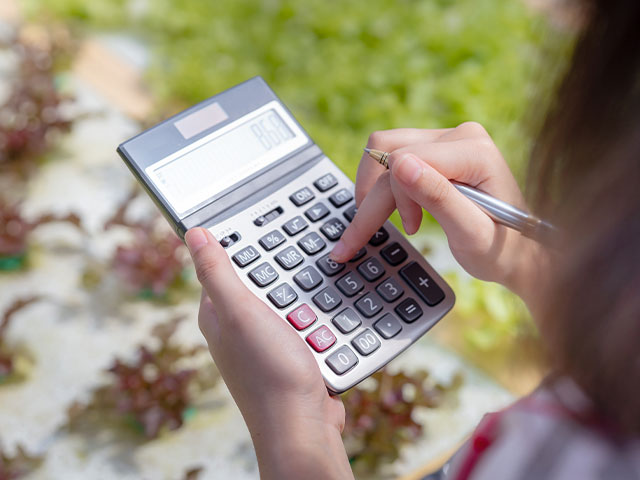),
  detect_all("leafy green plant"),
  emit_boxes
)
[0,296,41,383]
[26,0,569,189]
[0,26,76,181]
[0,443,44,479]
[67,317,217,439]
[0,199,82,271]
[342,368,461,475]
